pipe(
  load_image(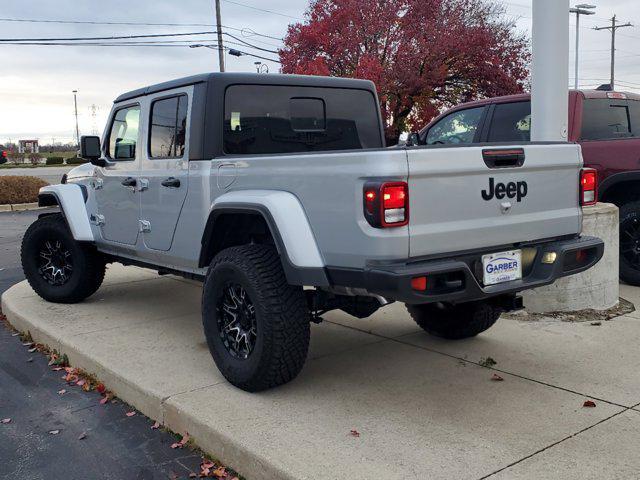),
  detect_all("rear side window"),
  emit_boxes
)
[149,95,188,158]
[223,85,382,154]
[108,105,140,160]
[581,99,633,140]
[629,100,640,137]
[425,107,485,145]
[487,102,531,142]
